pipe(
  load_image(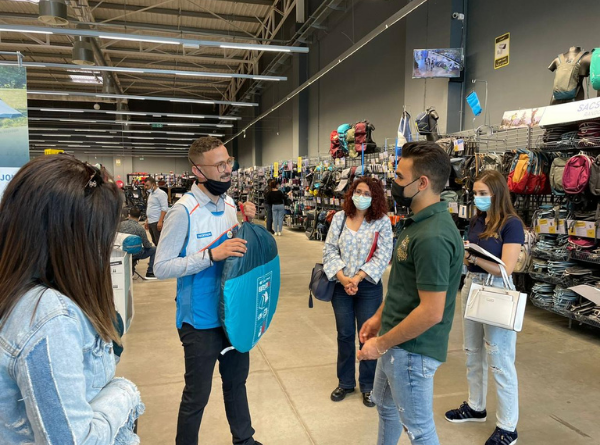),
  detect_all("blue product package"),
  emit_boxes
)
[220,223,280,353]
[466,91,482,116]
